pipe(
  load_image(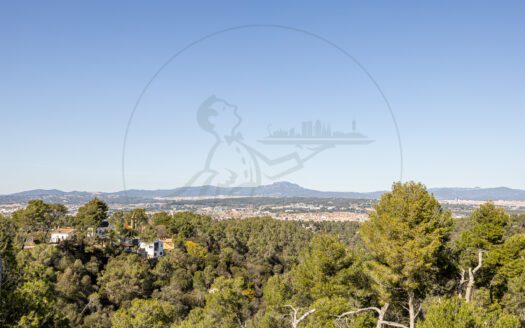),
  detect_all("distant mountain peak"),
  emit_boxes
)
[2,183,525,204]
[269,181,300,186]
[263,181,304,190]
